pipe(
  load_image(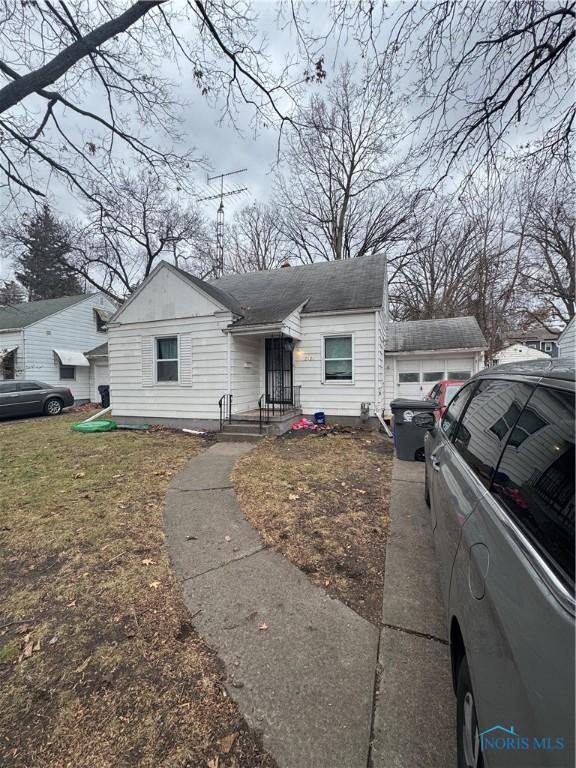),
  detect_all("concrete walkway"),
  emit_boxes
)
[371,459,456,767]
[165,442,379,768]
